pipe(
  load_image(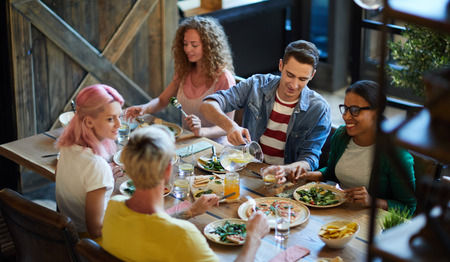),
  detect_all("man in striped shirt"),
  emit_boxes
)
[200,40,331,175]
